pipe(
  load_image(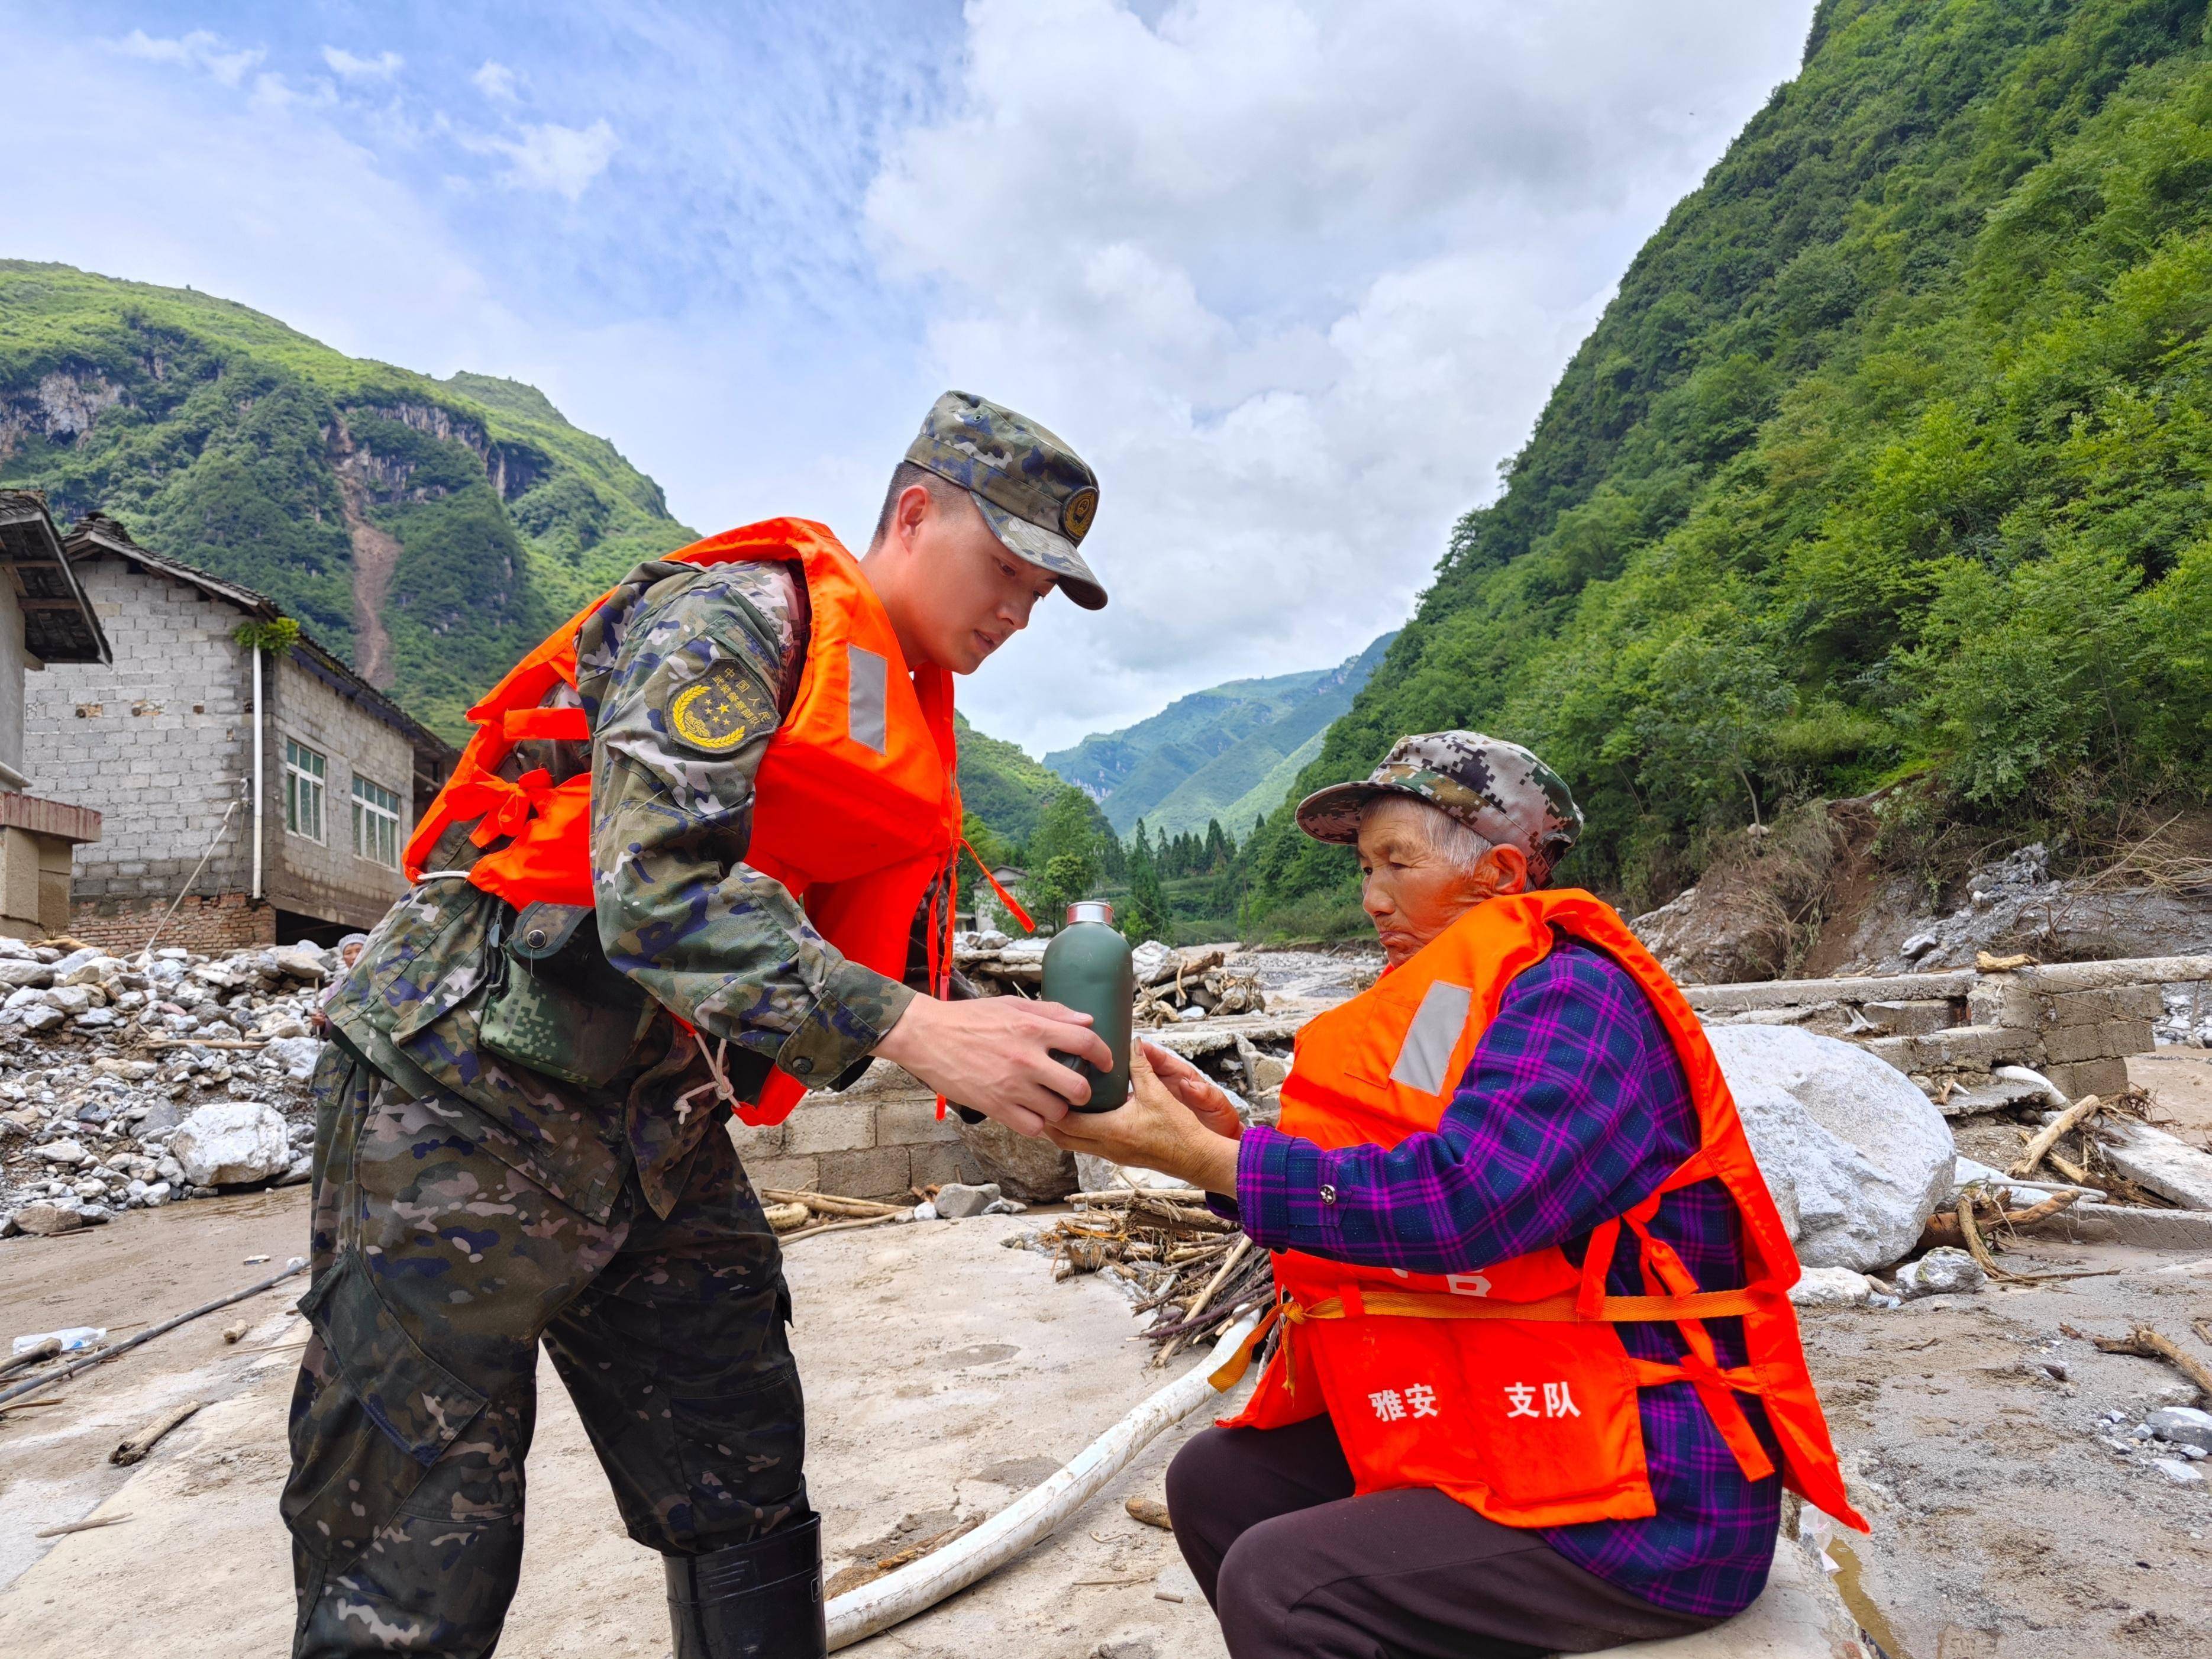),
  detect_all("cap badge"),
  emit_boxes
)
[1060,485,1097,543]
